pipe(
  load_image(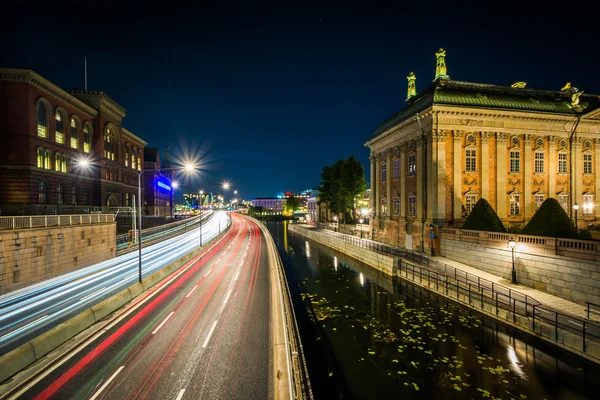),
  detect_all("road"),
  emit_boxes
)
[2,213,271,400]
[0,212,229,355]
